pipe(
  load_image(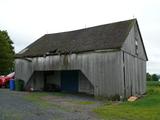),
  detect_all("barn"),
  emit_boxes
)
[15,19,148,98]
